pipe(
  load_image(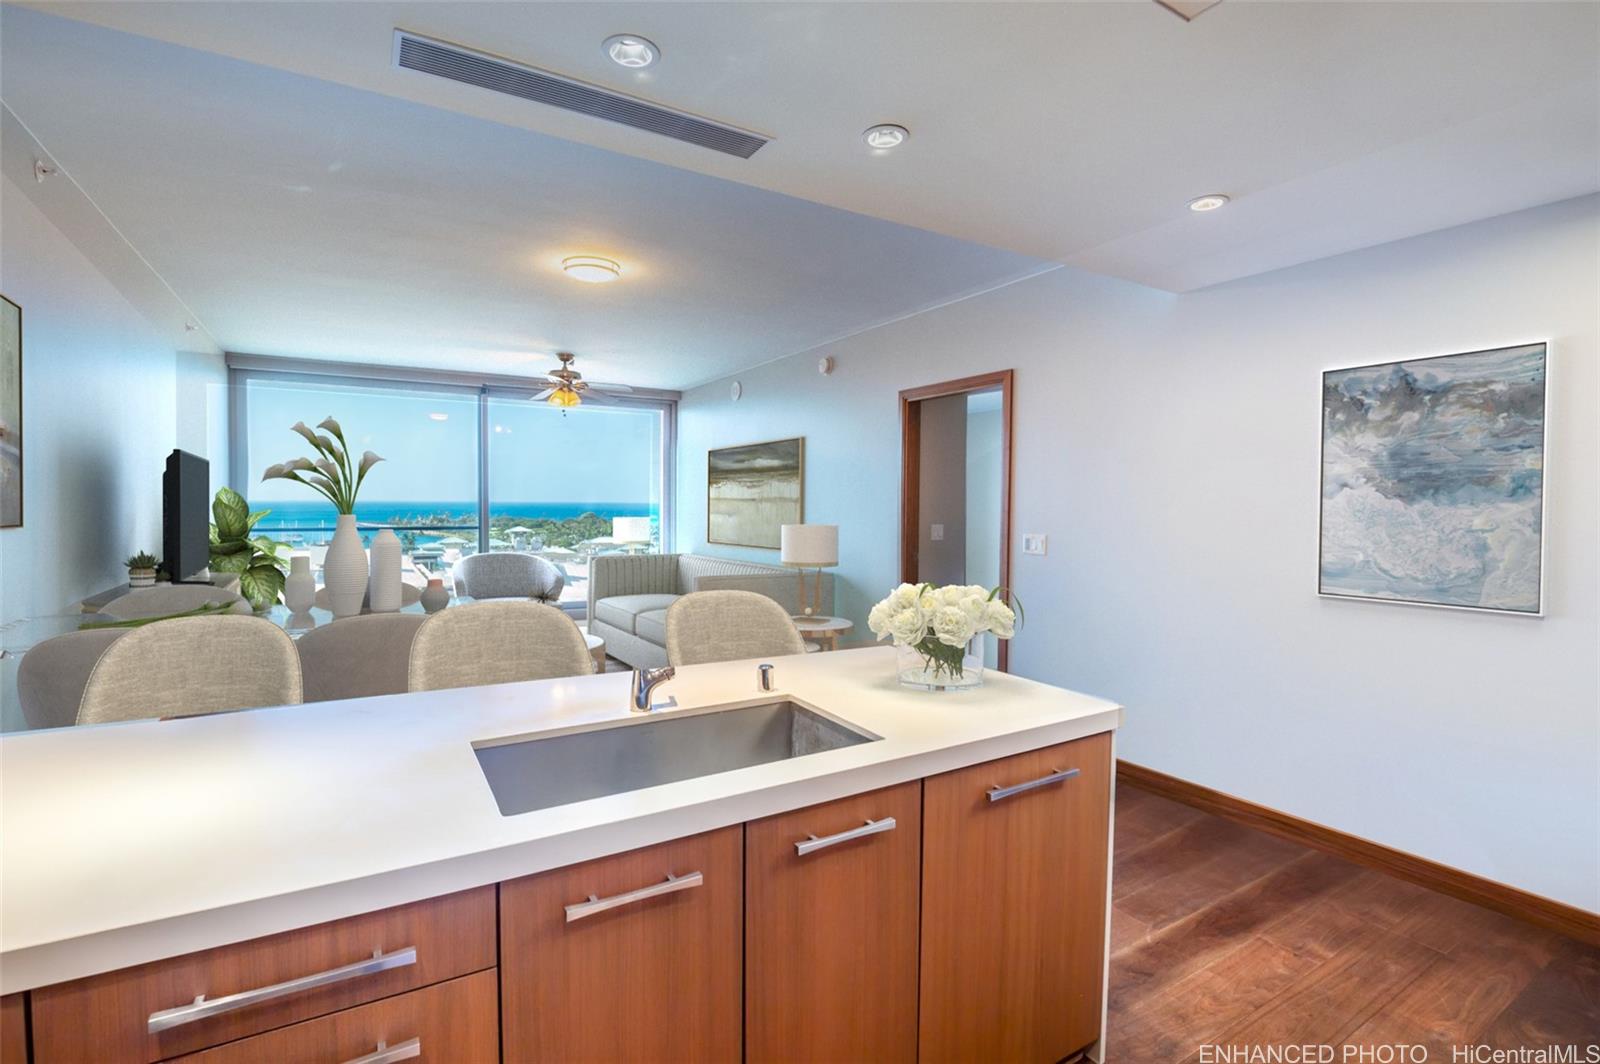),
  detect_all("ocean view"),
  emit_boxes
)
[249,499,658,549]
